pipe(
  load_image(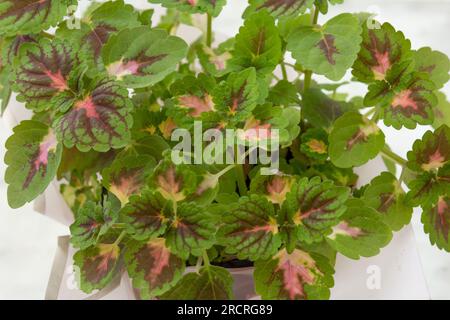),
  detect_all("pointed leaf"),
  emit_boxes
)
[102,27,188,88]
[102,155,156,205]
[218,194,281,261]
[160,266,233,300]
[301,128,329,161]
[125,238,185,299]
[0,0,75,36]
[250,173,295,205]
[54,77,133,152]
[229,10,282,75]
[362,172,413,231]
[329,112,385,168]
[166,202,216,259]
[5,120,62,208]
[352,22,411,83]
[70,200,119,250]
[413,47,450,89]
[282,177,350,243]
[244,0,314,18]
[422,196,450,252]
[120,190,169,241]
[73,243,121,293]
[254,248,334,300]
[326,199,392,259]
[12,38,77,112]
[287,13,362,81]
